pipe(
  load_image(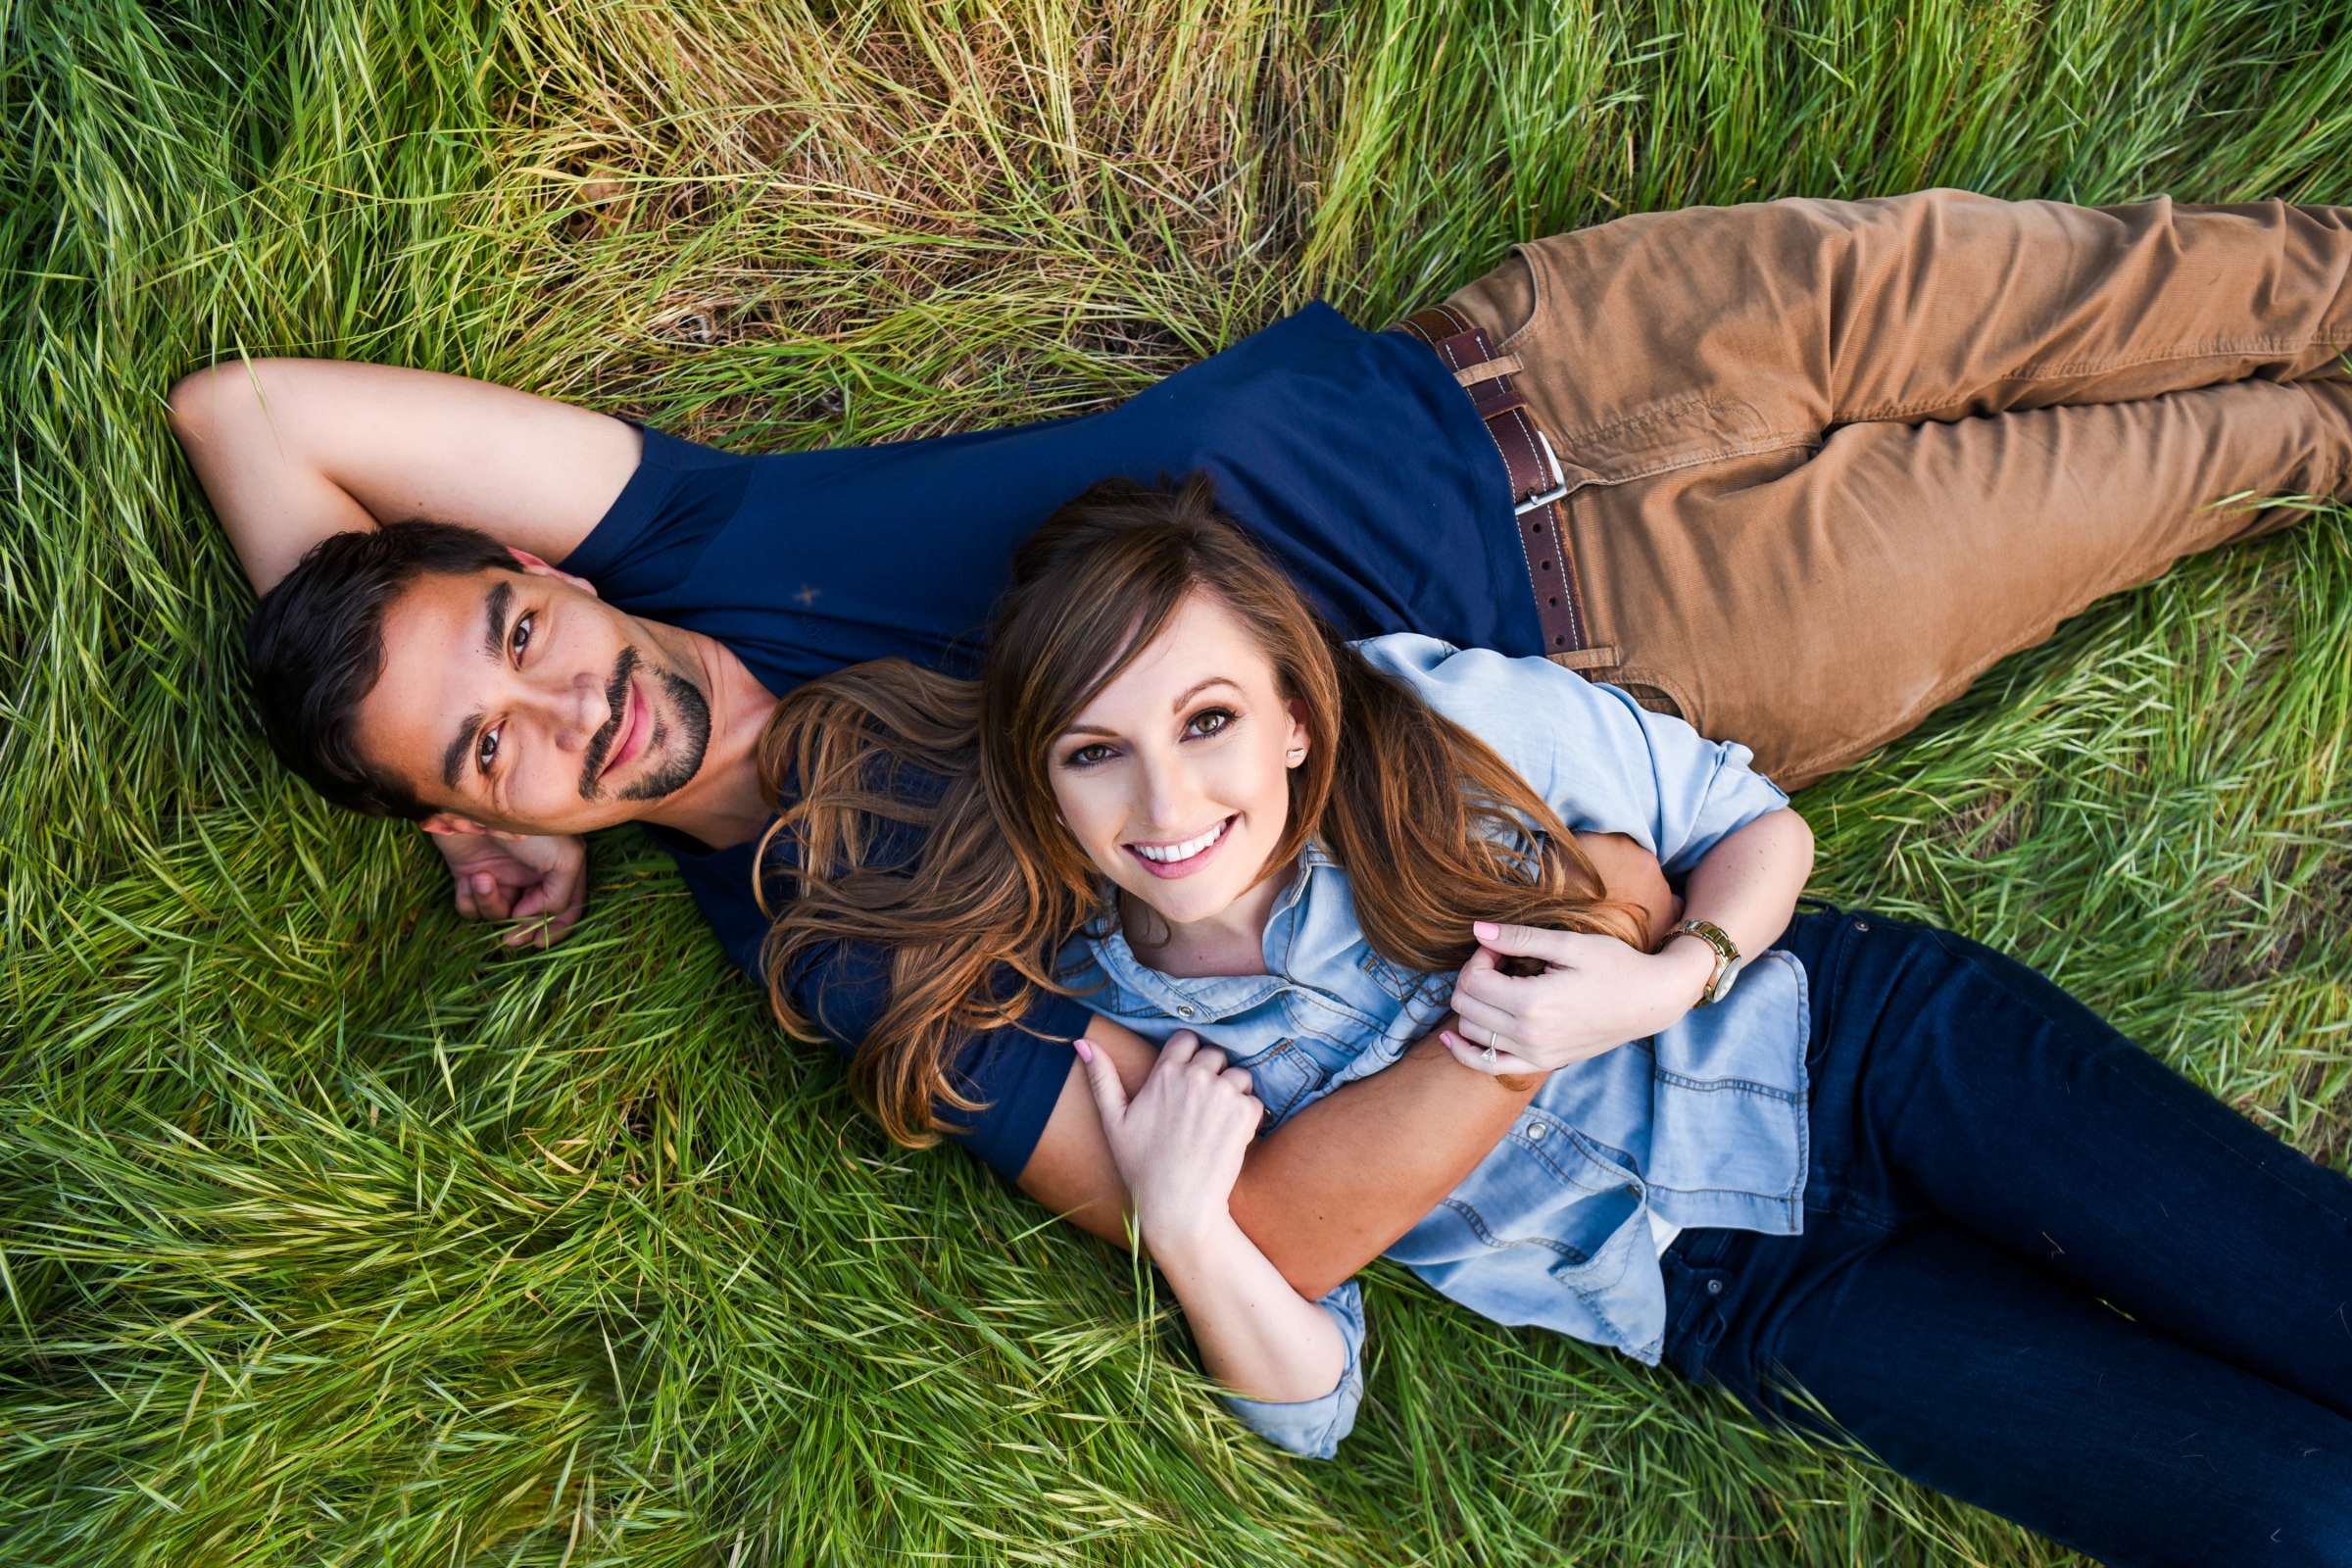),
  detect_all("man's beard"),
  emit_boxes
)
[578,646,713,803]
